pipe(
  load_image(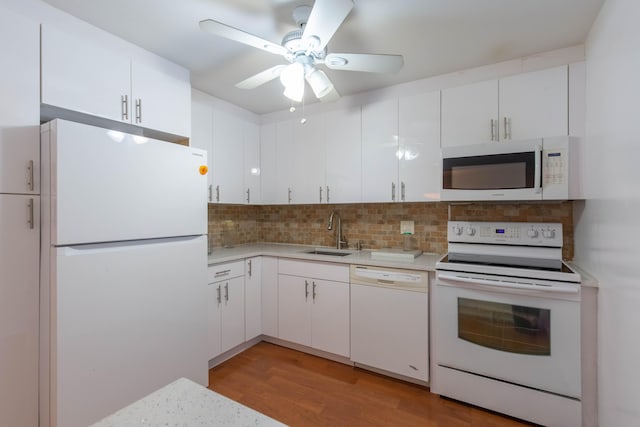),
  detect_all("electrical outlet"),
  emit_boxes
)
[400,220,414,234]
